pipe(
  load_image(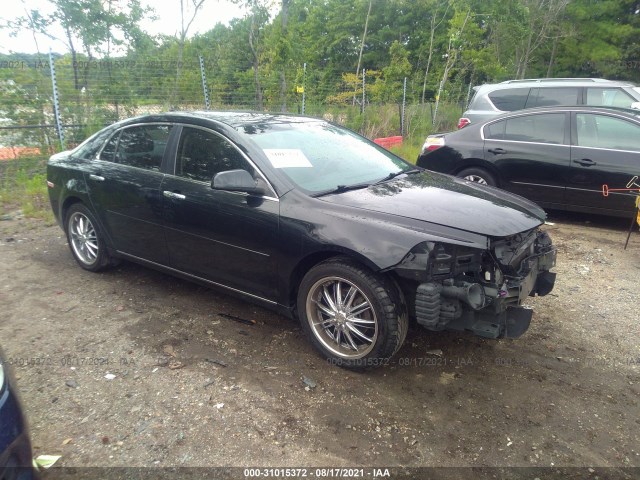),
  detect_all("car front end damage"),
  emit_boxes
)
[391,228,556,339]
